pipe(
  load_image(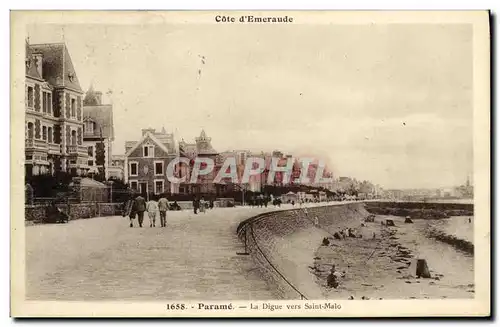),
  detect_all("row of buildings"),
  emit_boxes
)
[118,127,336,197]
[25,40,382,201]
[383,176,474,201]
